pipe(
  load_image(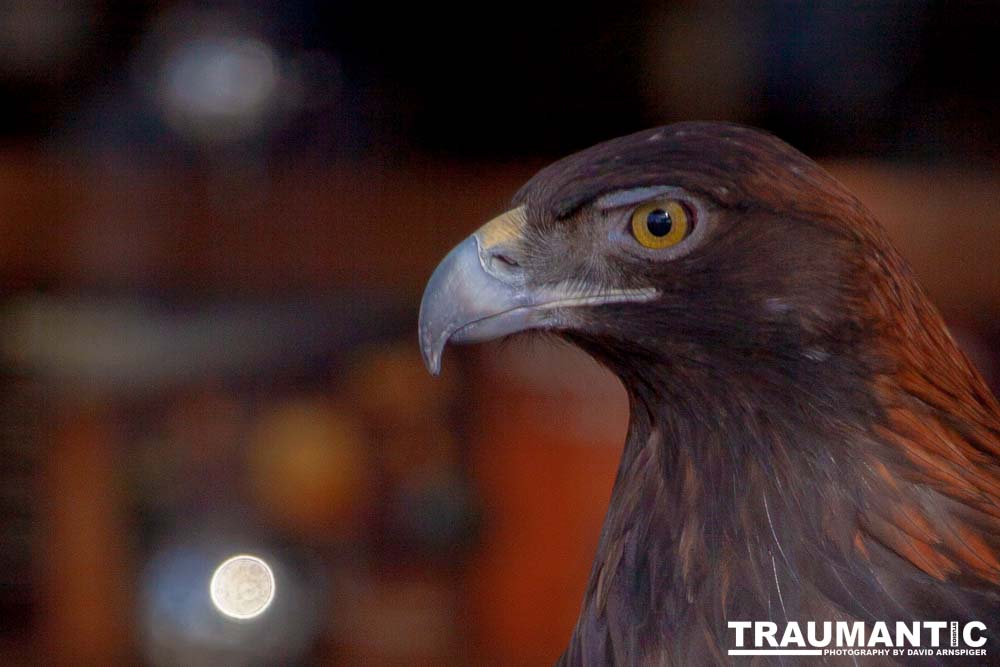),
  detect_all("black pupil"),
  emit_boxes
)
[646,208,672,237]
